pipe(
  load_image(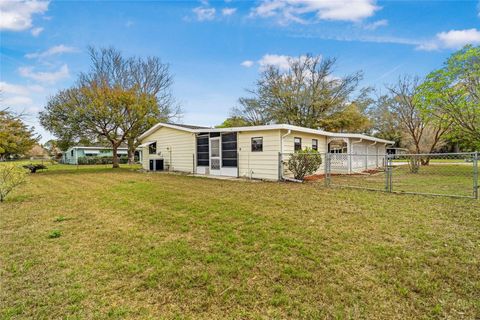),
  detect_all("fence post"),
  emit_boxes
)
[324,153,330,187]
[278,152,282,181]
[389,154,393,192]
[385,154,392,193]
[474,151,479,199]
